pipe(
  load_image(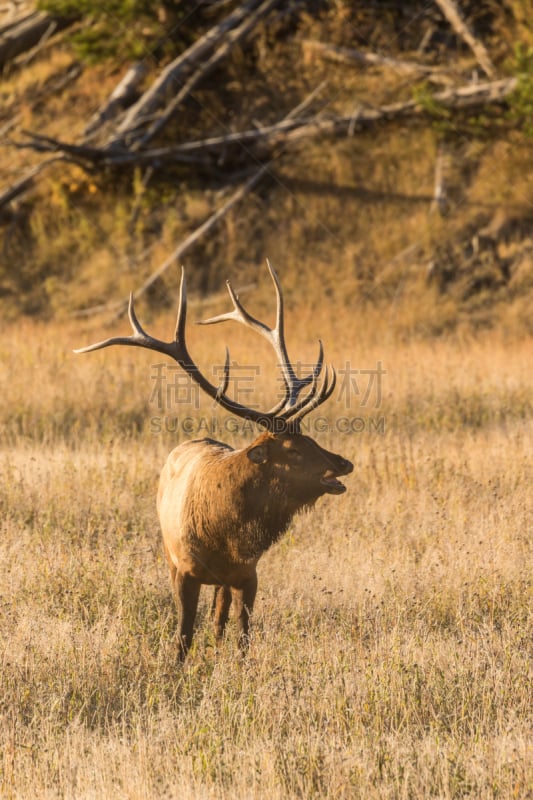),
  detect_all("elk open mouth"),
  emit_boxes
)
[320,469,347,494]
